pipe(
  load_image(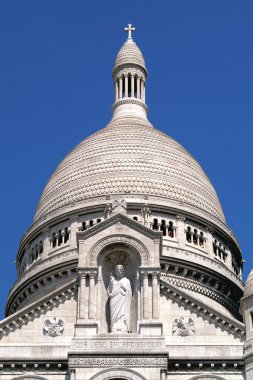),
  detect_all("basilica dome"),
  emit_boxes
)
[34,116,225,224]
[34,29,225,225]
